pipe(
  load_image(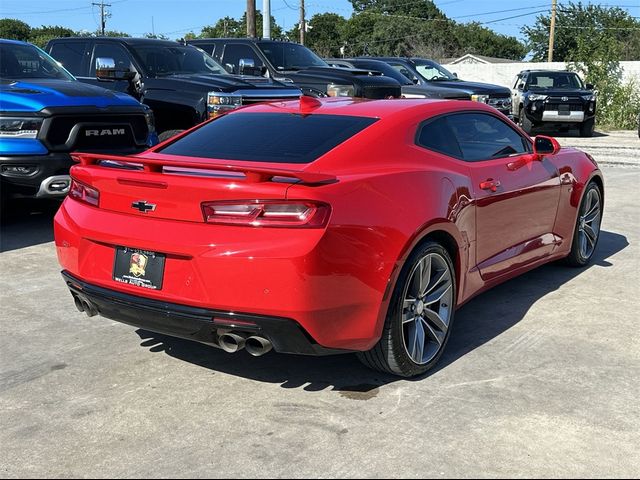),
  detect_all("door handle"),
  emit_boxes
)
[480,179,501,192]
